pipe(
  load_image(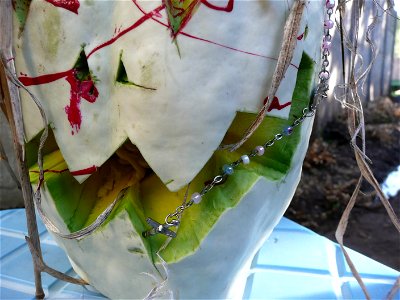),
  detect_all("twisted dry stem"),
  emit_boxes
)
[0,135,21,190]
[221,0,306,151]
[25,237,87,285]
[0,55,89,298]
[1,60,45,300]
[334,1,400,300]
[0,1,88,296]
